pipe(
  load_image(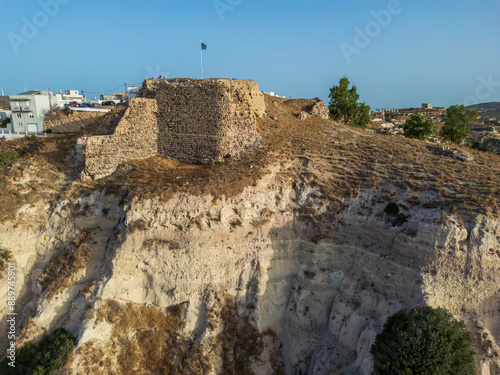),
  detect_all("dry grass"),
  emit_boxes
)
[2,95,497,222]
[0,137,77,222]
[213,295,284,375]
[38,228,97,299]
[81,95,498,217]
[78,300,211,374]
